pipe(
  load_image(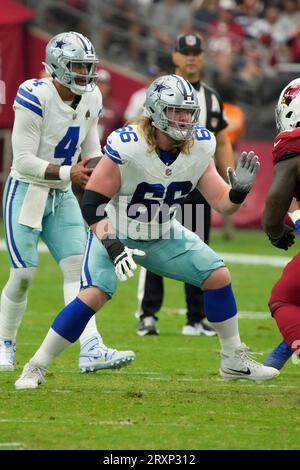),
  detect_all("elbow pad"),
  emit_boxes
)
[81,190,110,226]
